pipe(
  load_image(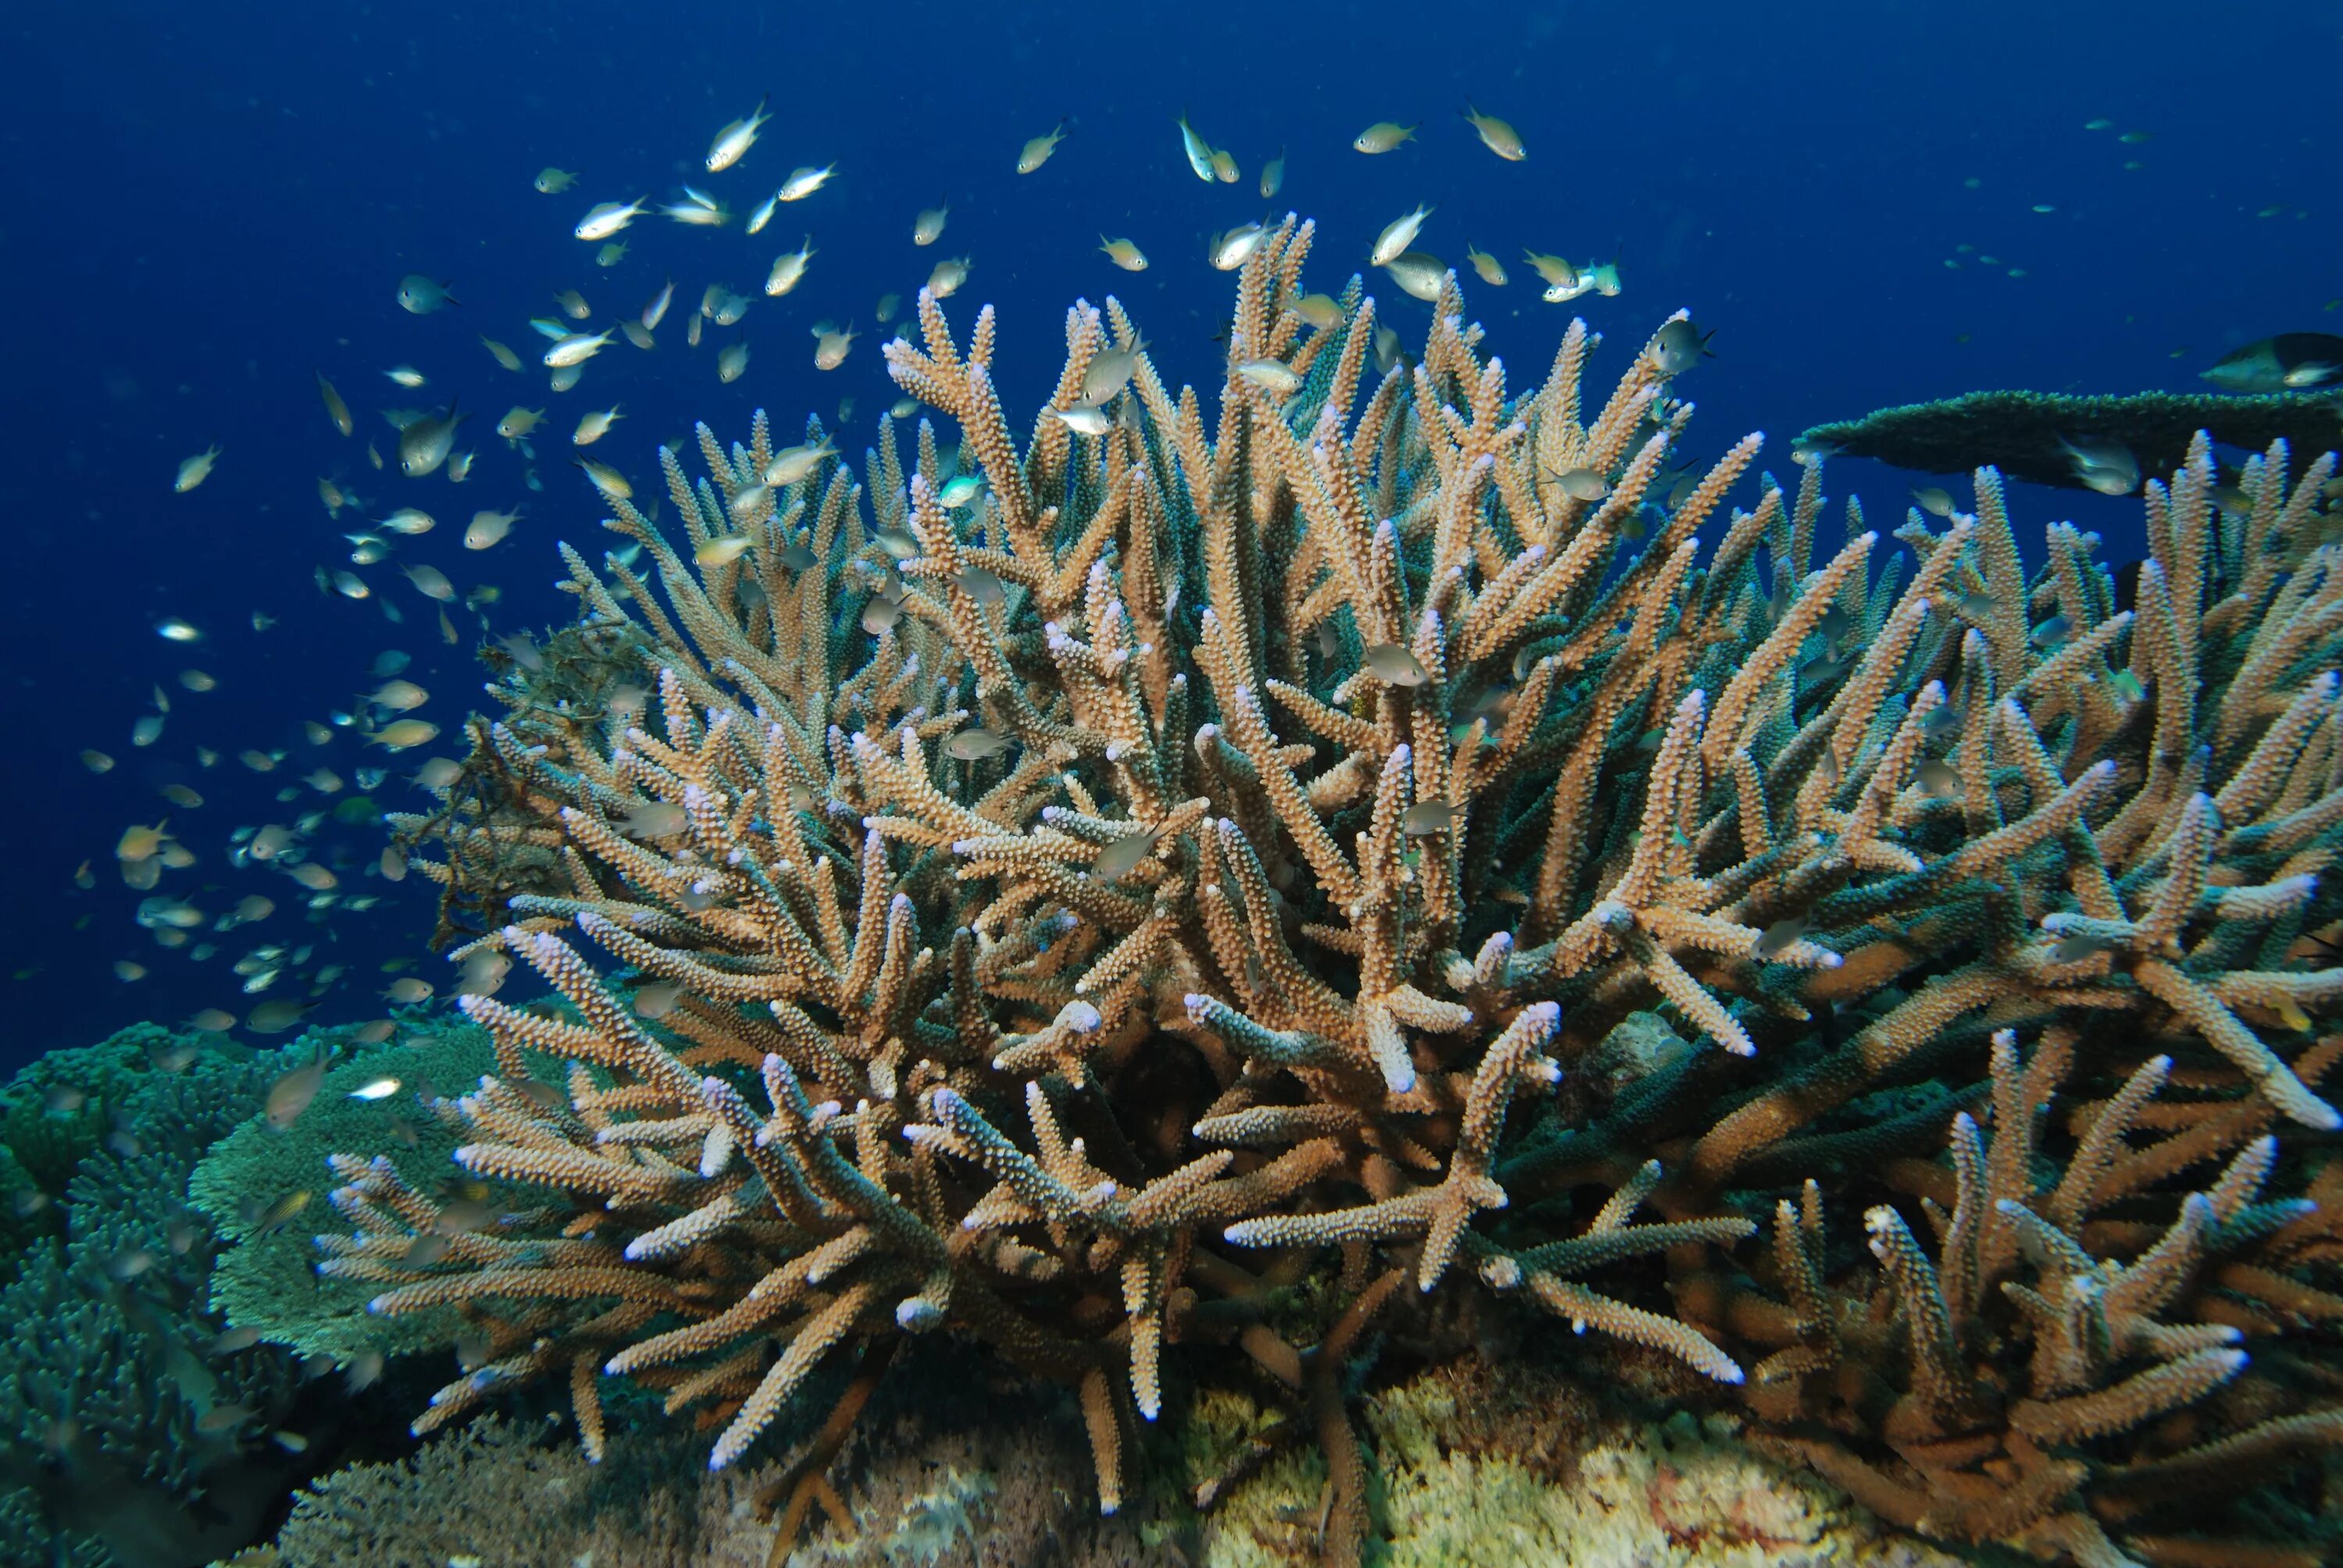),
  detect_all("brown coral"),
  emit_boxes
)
[353,230,2343,1566]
